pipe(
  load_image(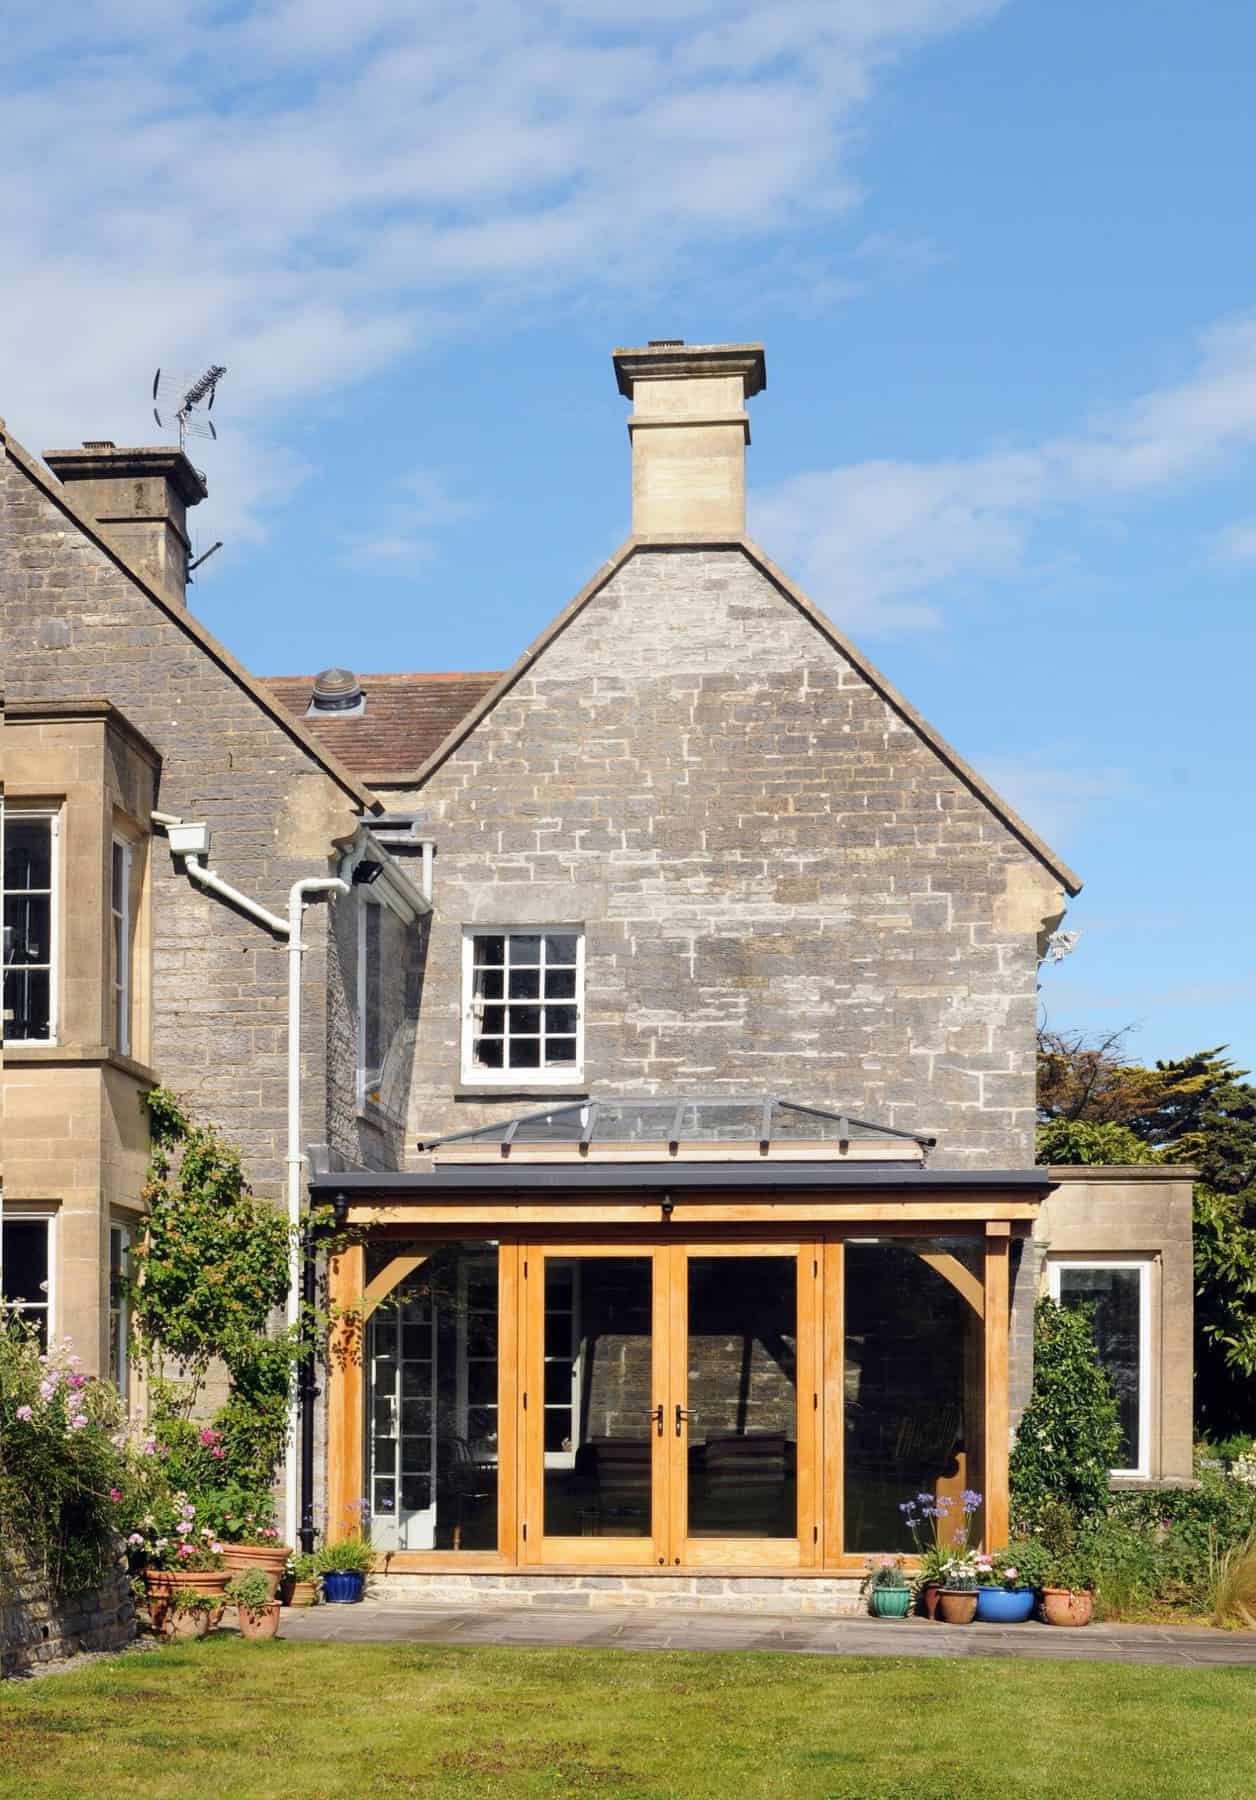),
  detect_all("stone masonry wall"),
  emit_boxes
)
[1,1554,135,1676]
[401,547,1059,1165]
[1,444,361,1200]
